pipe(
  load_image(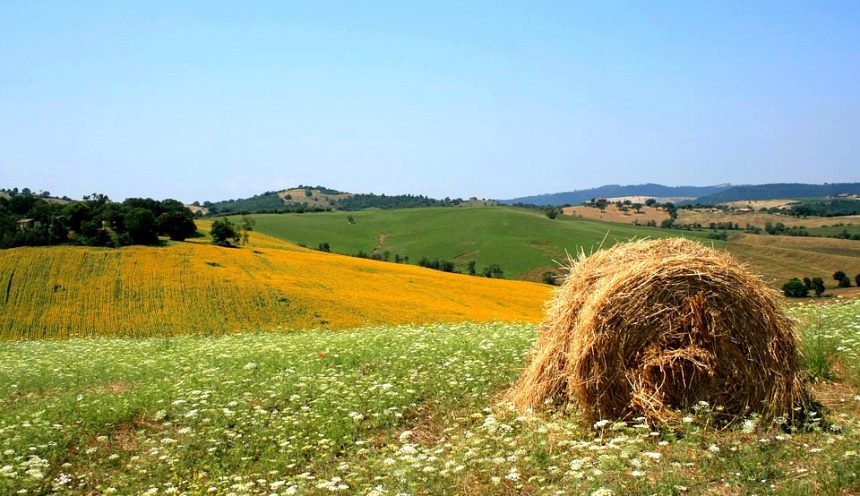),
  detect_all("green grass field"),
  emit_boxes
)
[235,206,860,287]
[238,207,716,279]
[1,301,859,495]
[806,224,860,238]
